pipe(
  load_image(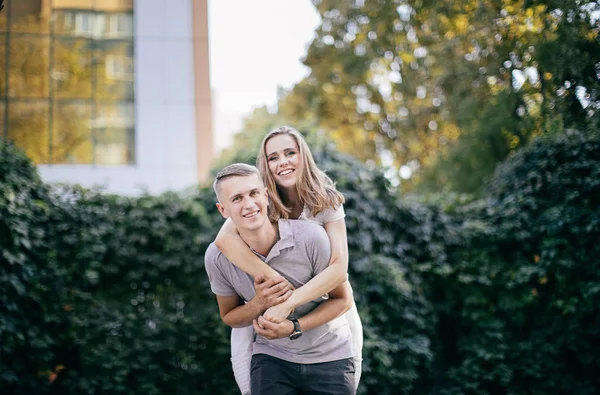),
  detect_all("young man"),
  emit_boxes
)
[204,163,356,394]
